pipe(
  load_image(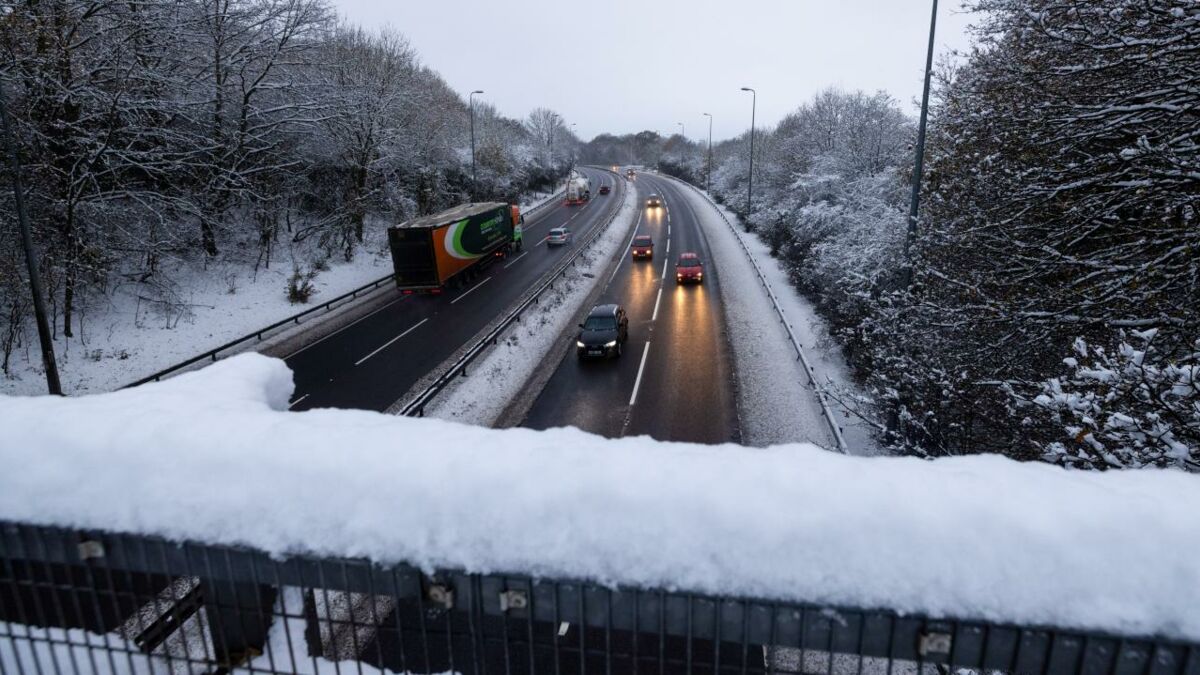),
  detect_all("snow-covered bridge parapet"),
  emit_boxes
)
[1,354,1198,674]
[1,521,1197,675]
